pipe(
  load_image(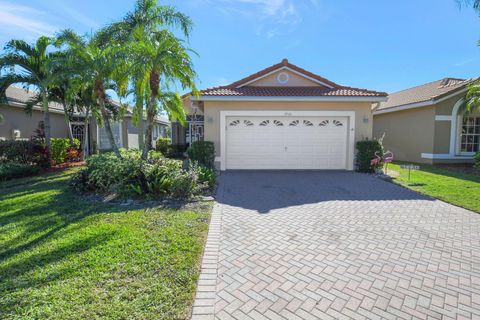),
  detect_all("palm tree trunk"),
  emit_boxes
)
[99,101,121,158]
[143,71,159,159]
[81,107,91,160]
[42,91,52,166]
[136,97,145,150]
[143,95,156,159]
[95,81,121,158]
[62,101,74,145]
